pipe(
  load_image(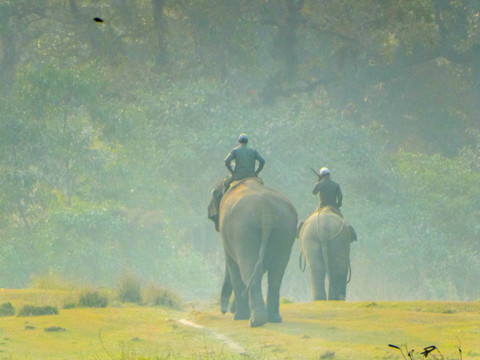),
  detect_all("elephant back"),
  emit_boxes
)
[220,178,295,220]
[219,178,297,236]
[316,205,343,218]
[300,207,345,240]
